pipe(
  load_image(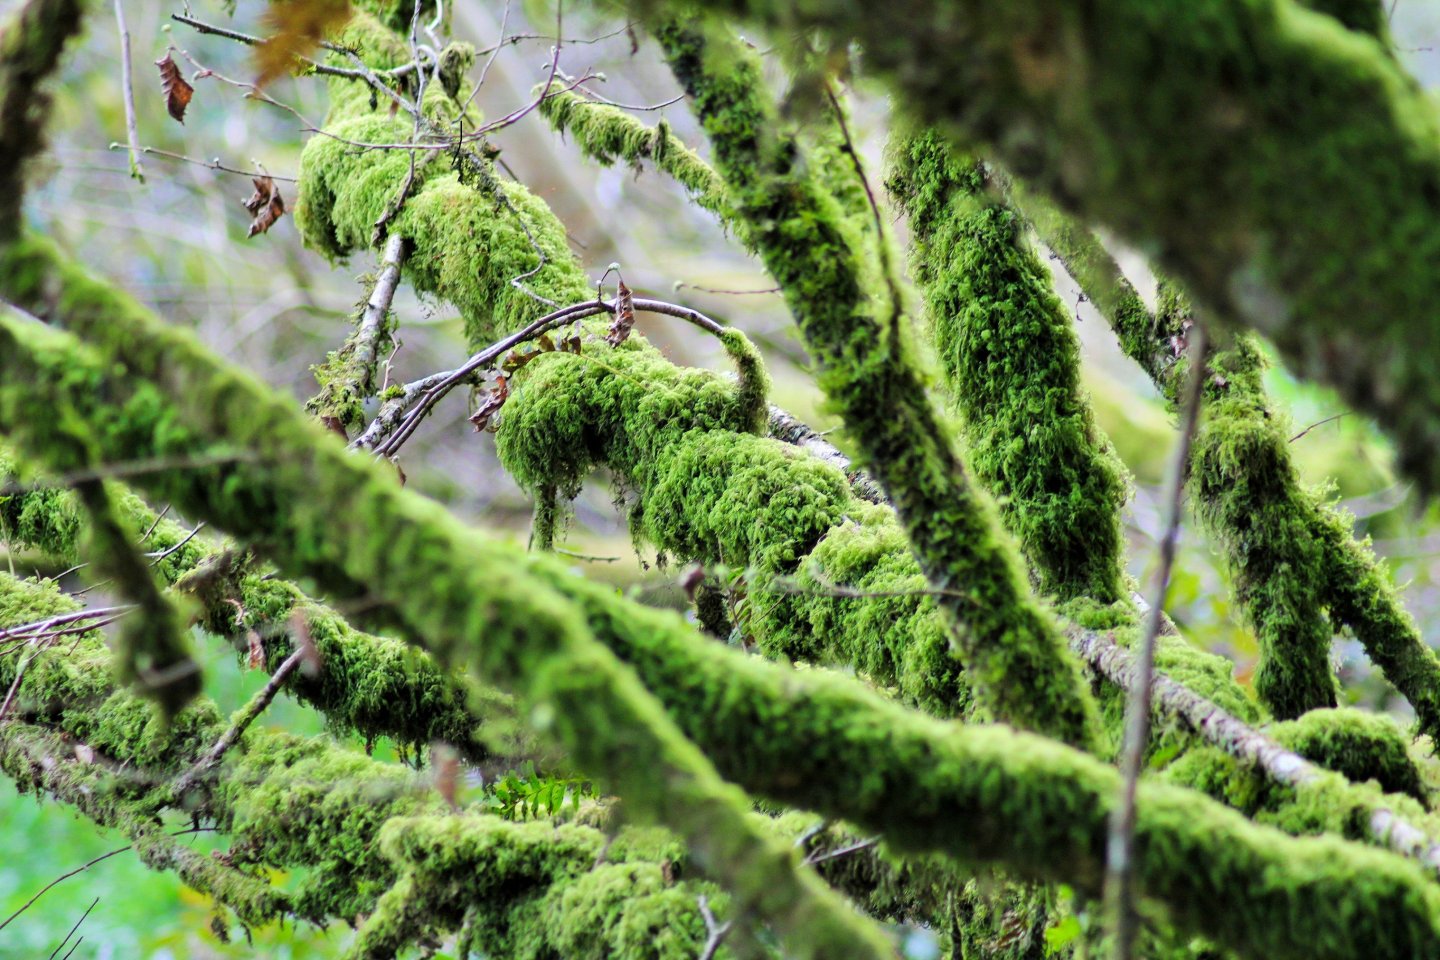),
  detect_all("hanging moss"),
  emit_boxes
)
[888,130,1129,605]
